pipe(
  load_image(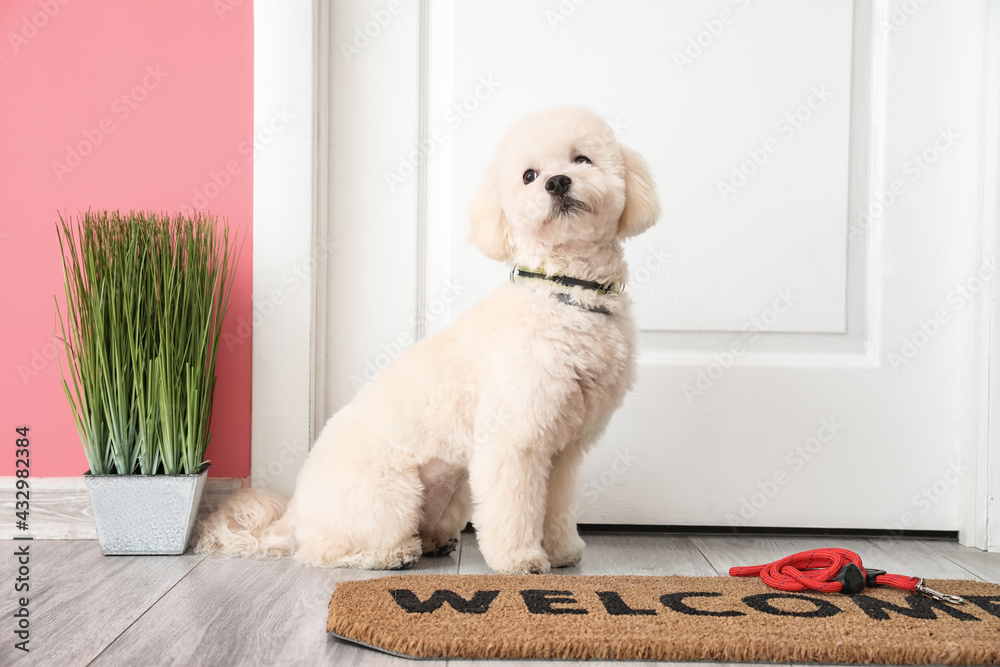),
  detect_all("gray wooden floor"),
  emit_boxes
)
[3,533,998,666]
